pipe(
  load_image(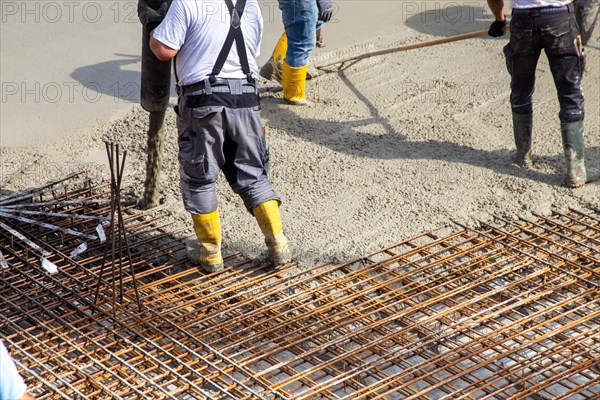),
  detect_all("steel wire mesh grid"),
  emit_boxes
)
[0,176,598,399]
